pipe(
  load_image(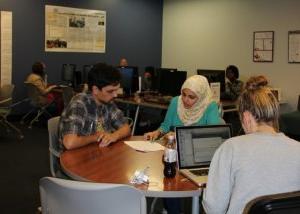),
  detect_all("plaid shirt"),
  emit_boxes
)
[58,93,127,150]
